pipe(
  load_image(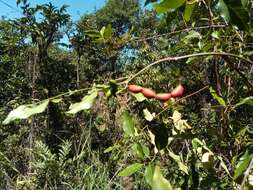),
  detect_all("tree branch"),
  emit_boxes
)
[126,52,253,84]
[132,25,227,42]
